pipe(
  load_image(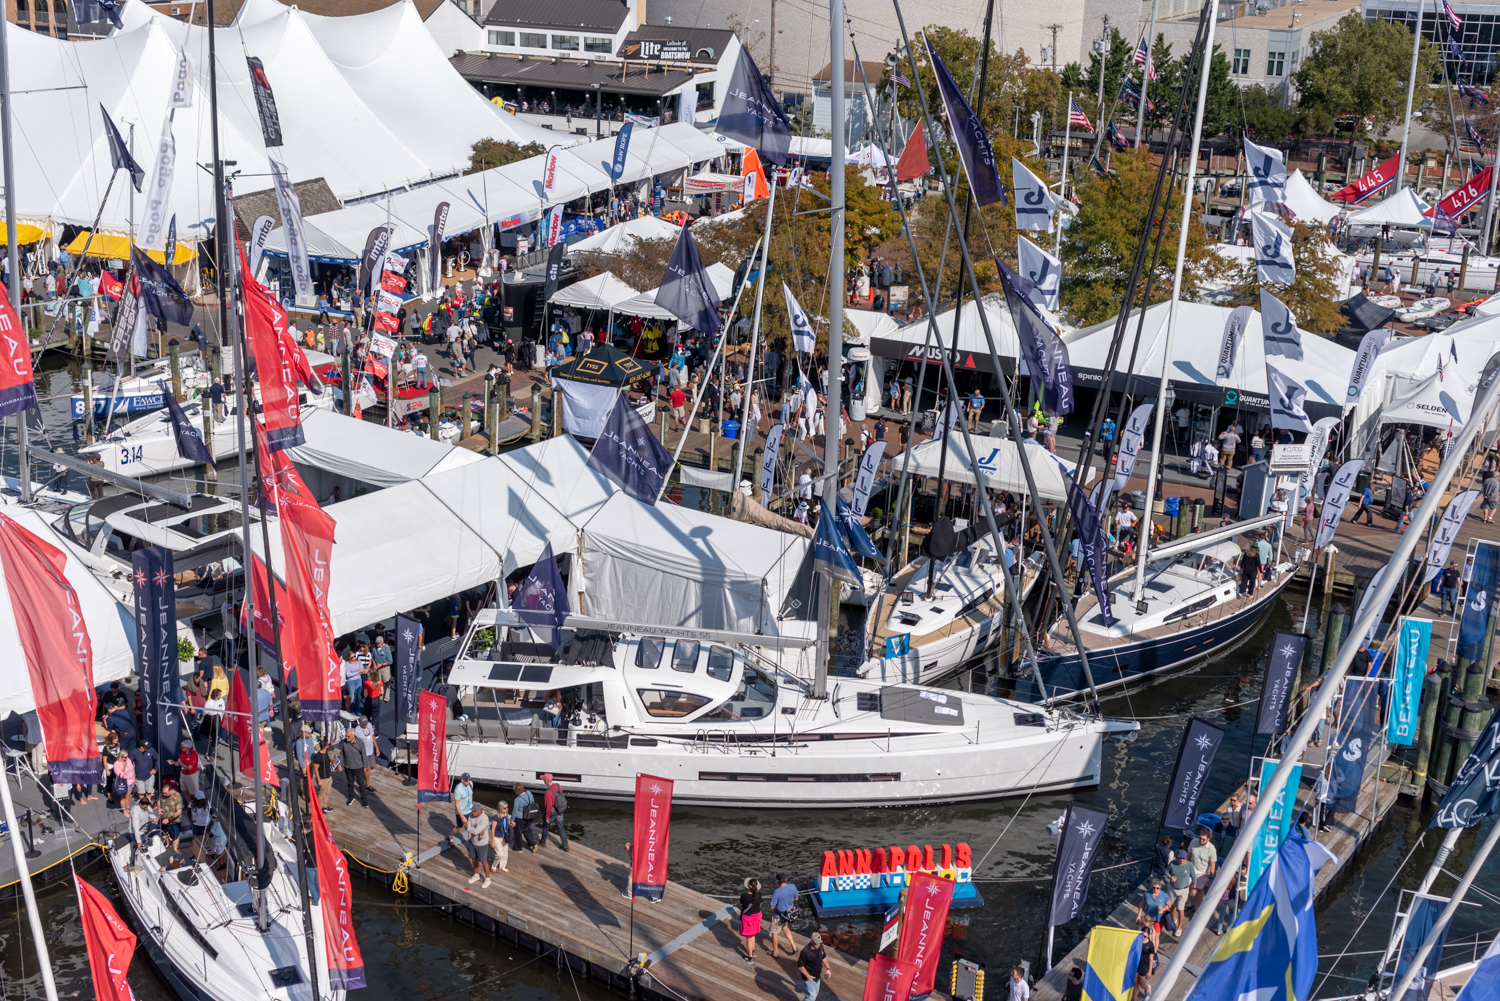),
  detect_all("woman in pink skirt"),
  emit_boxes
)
[738,877,763,963]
